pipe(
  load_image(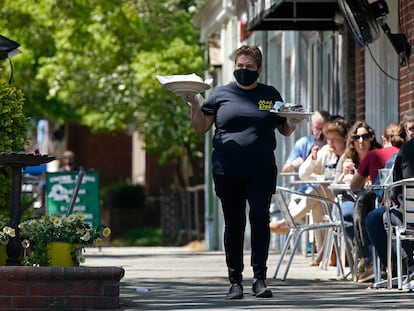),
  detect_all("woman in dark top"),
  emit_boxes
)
[185,45,298,300]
